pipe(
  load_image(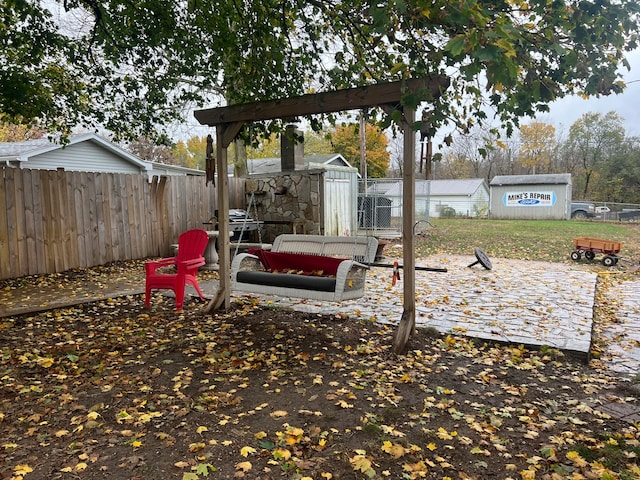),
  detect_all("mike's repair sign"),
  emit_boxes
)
[503,191,556,206]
